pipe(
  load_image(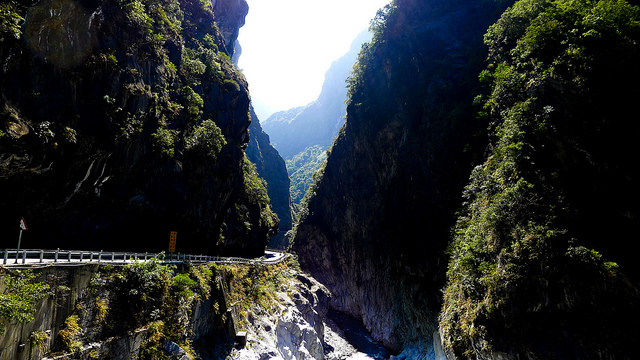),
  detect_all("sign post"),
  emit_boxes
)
[169,231,177,254]
[16,217,28,263]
